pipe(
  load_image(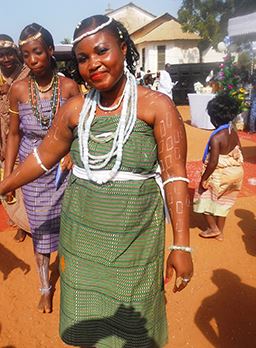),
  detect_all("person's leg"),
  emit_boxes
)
[199,214,221,238]
[35,252,52,313]
[215,216,226,241]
